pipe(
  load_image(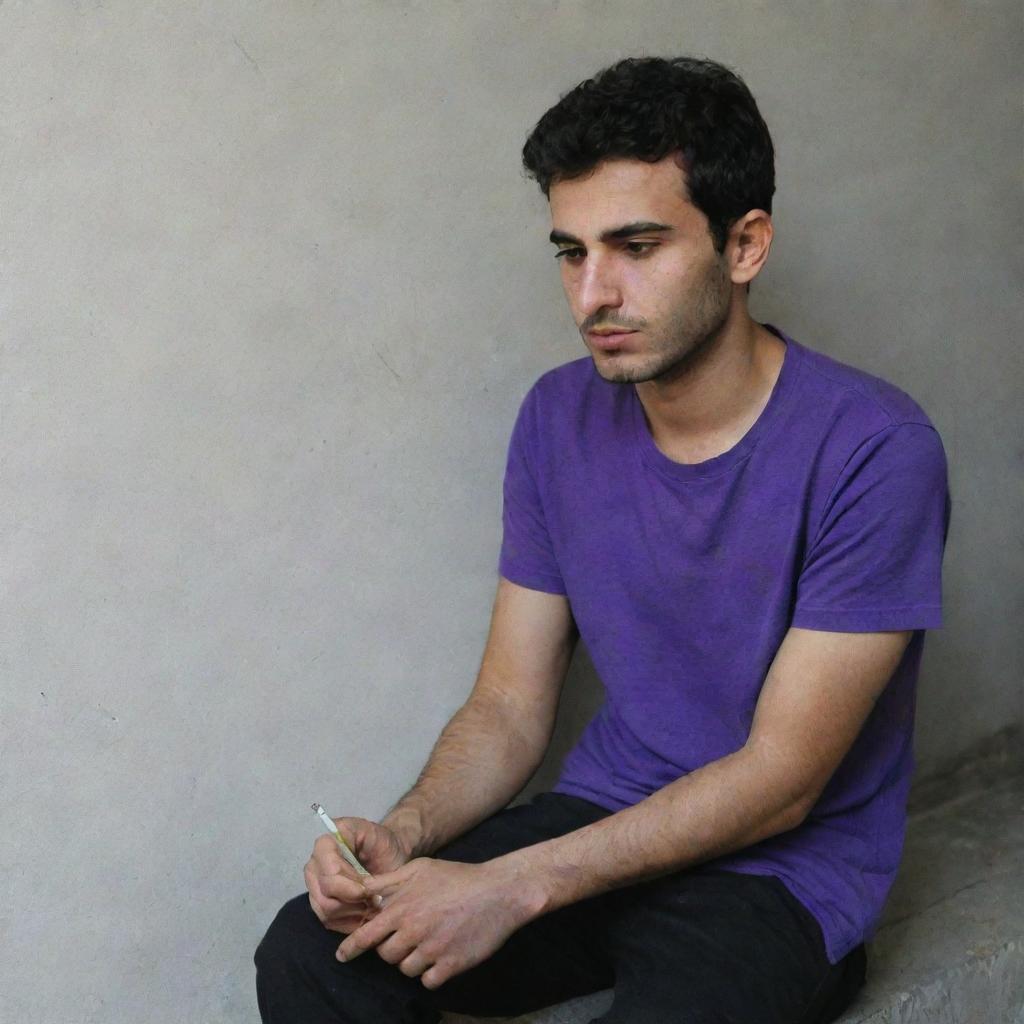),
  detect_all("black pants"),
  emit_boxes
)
[255,792,866,1024]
